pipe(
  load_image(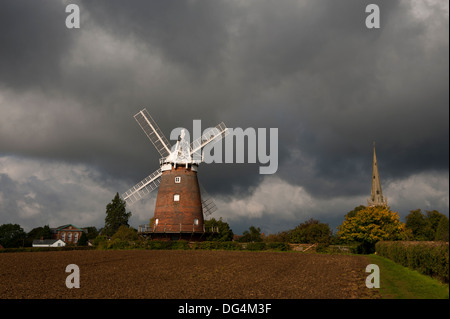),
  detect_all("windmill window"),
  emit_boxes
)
[175,177,181,183]
[194,219,199,226]
[174,194,180,202]
[155,218,159,225]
